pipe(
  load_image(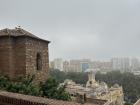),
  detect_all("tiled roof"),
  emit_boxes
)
[0,27,50,43]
